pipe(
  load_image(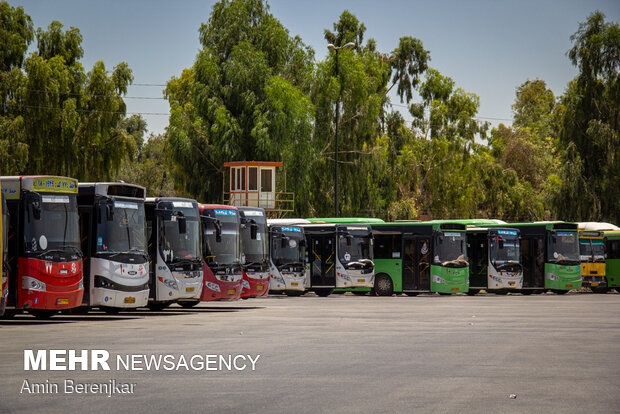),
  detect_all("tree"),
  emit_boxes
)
[556,11,620,222]
[0,1,136,180]
[166,0,315,211]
